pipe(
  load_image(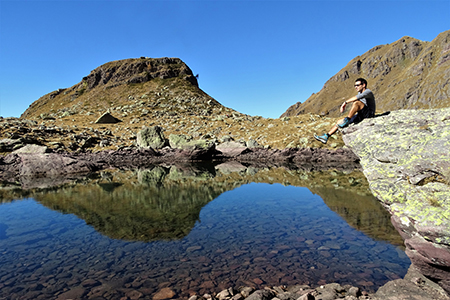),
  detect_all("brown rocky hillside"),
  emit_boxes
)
[13,57,346,151]
[282,30,450,117]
